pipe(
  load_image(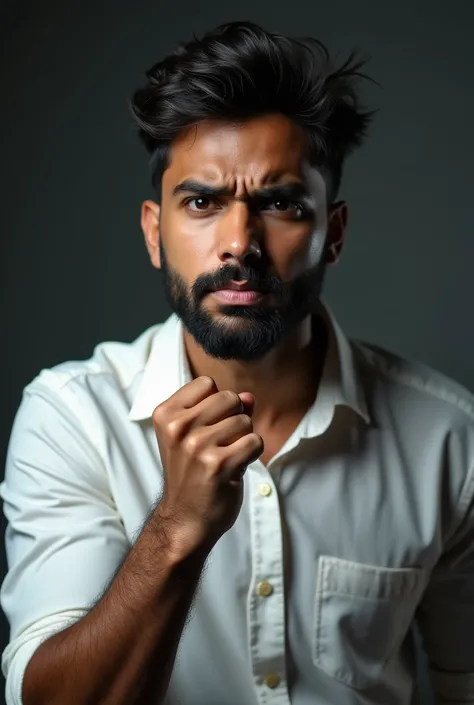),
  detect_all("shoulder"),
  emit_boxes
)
[355,339,474,425]
[354,340,474,527]
[24,323,164,401]
[9,323,167,470]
